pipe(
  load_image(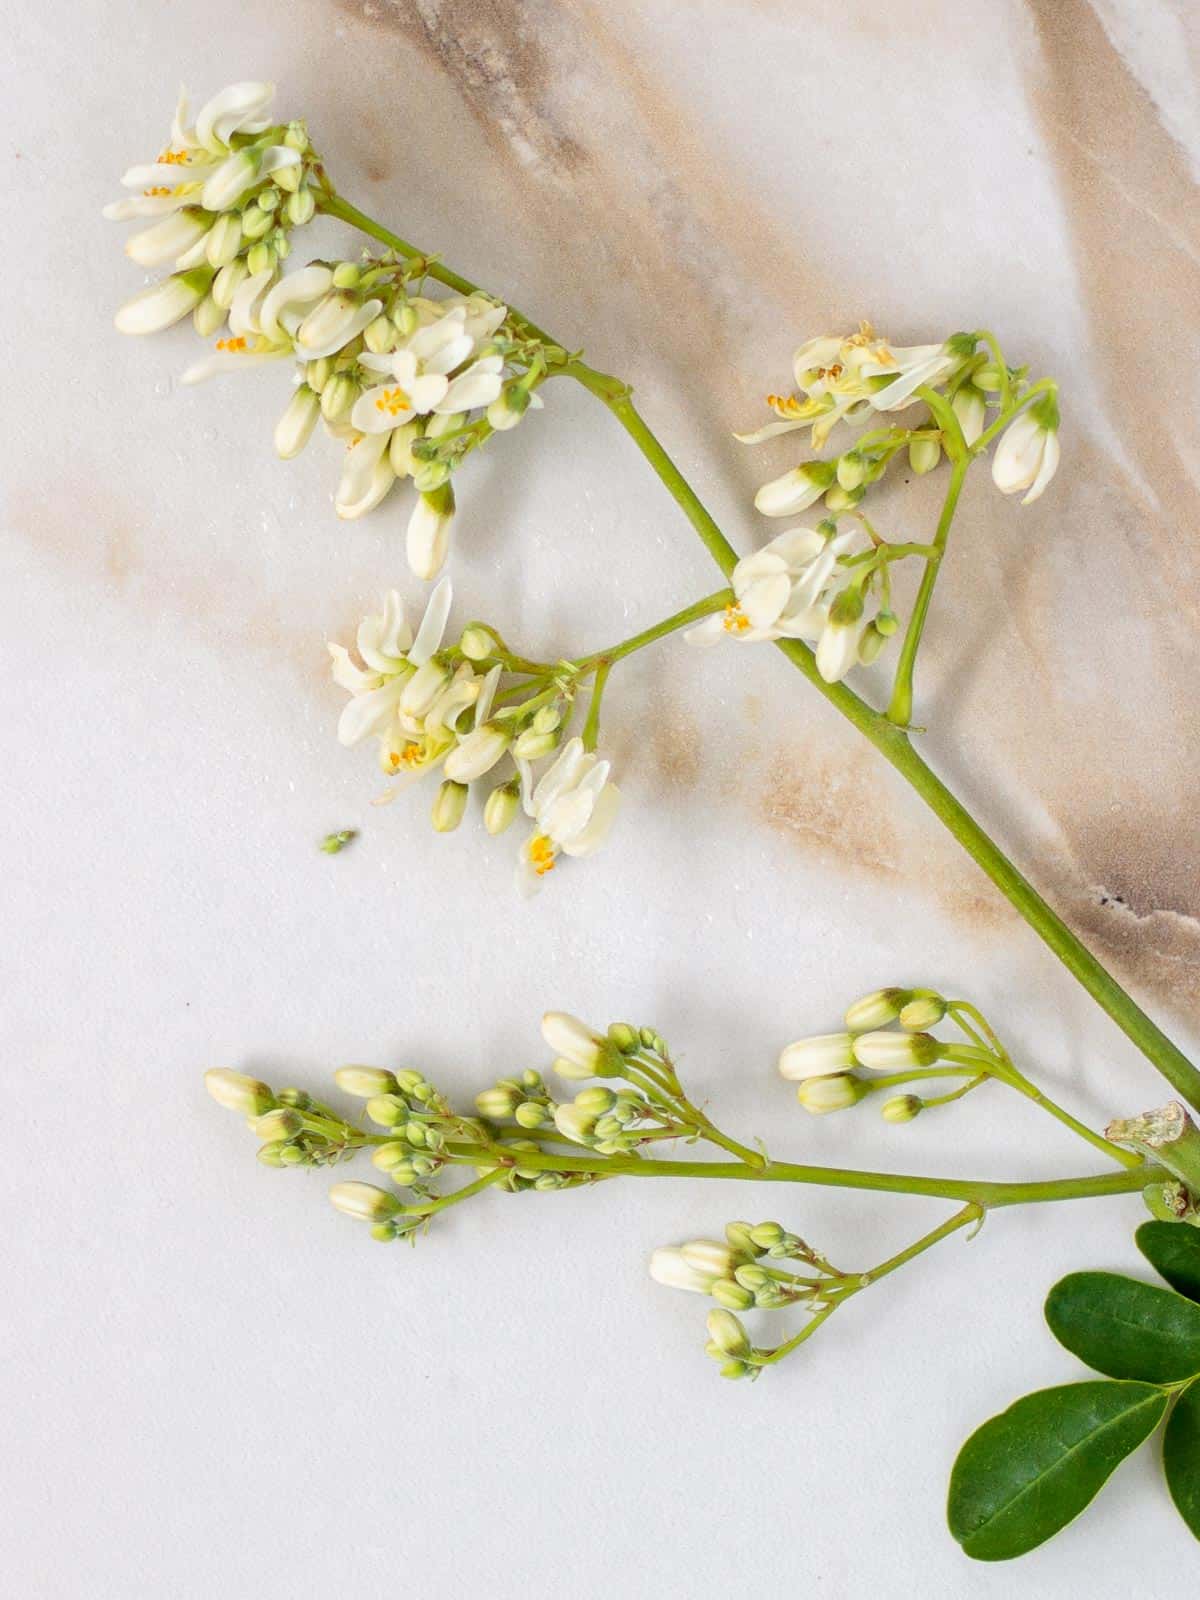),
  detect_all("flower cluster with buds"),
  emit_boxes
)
[740,323,1060,518]
[651,1219,861,1380]
[685,521,904,683]
[107,83,564,579]
[329,582,620,893]
[106,83,323,337]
